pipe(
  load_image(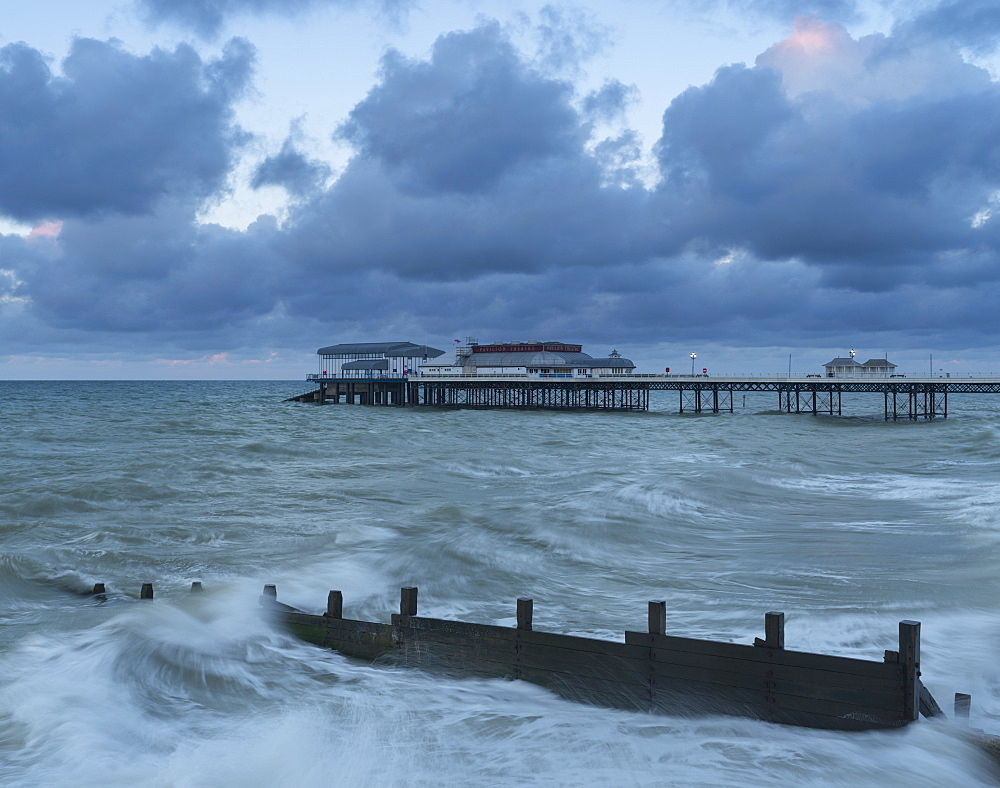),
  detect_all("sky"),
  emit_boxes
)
[3,0,1000,379]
